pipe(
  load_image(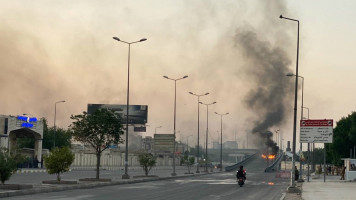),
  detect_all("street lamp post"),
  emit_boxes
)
[186,135,193,152]
[188,92,209,173]
[303,106,310,181]
[287,73,304,181]
[113,36,147,179]
[163,75,188,176]
[280,14,300,188]
[155,126,162,134]
[215,112,229,171]
[54,100,65,149]
[303,107,309,119]
[199,101,216,172]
